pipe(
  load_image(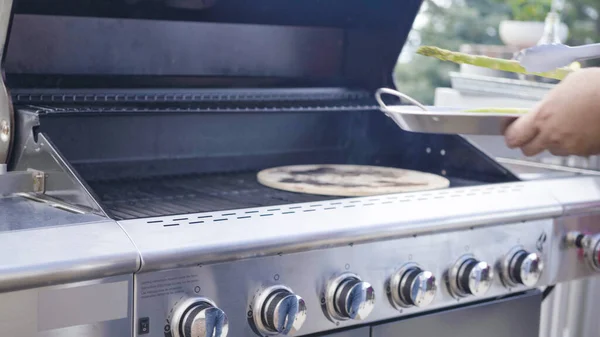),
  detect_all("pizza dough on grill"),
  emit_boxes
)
[257,164,450,197]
